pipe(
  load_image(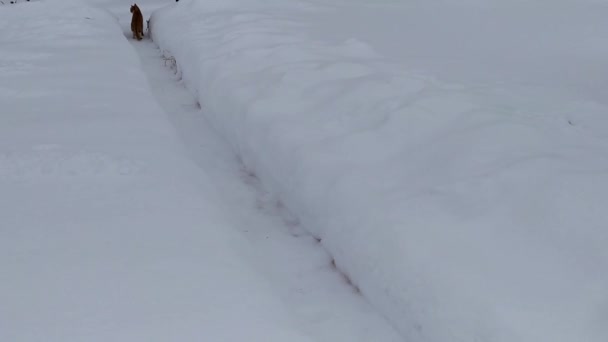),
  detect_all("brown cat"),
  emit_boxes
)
[130,4,144,40]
